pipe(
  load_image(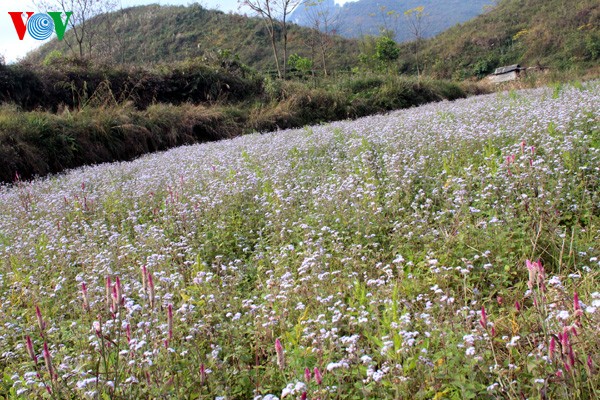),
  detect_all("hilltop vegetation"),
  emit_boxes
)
[27,4,359,72]
[399,0,600,79]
